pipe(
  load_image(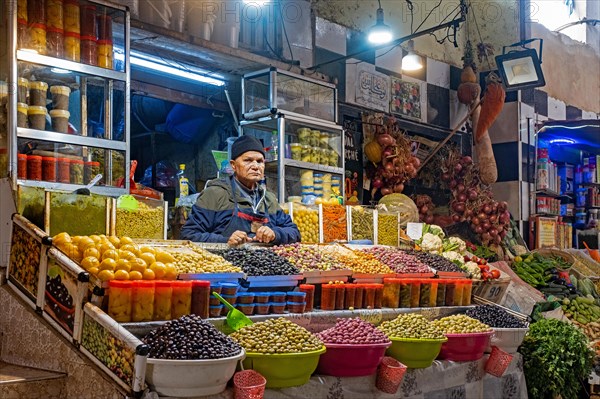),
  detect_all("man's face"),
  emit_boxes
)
[230,151,265,187]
